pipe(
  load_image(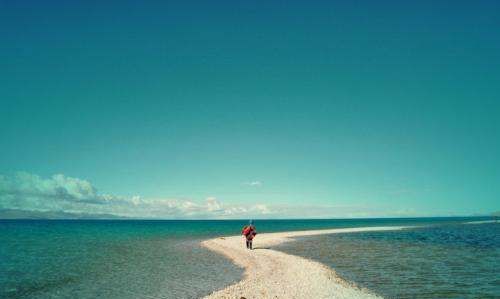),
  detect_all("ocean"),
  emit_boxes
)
[0,217,497,299]
[276,220,500,298]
